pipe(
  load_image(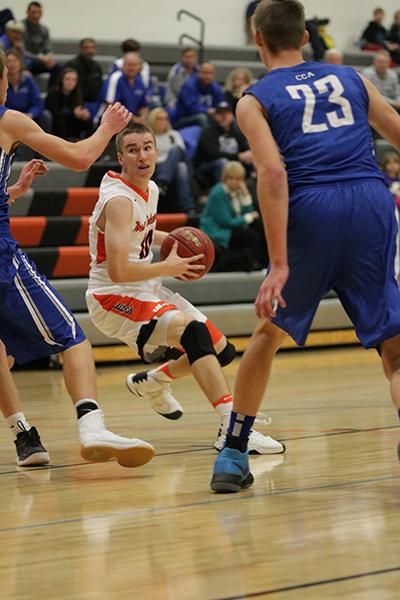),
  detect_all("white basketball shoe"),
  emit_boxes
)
[78,409,155,468]
[126,372,183,420]
[214,427,286,455]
